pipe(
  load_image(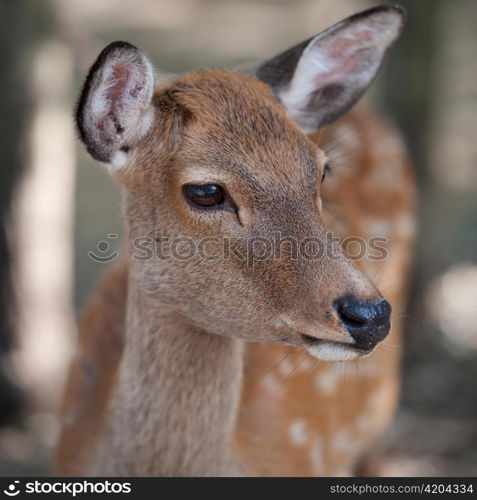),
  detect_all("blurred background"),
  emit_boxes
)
[0,0,476,476]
